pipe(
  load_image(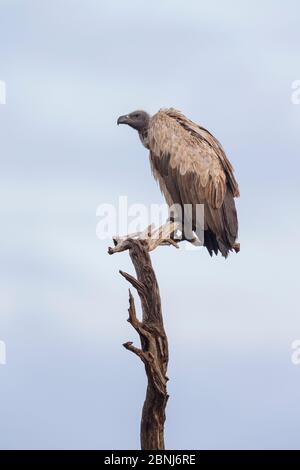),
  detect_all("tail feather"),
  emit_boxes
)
[199,188,239,258]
